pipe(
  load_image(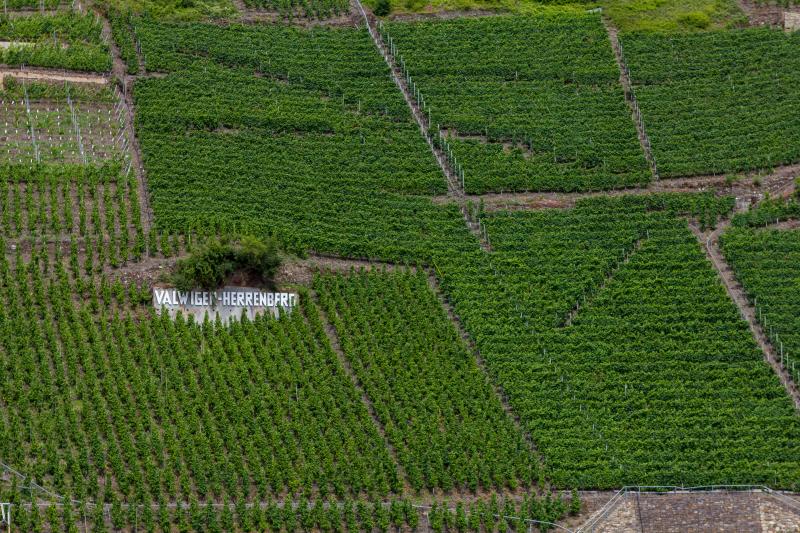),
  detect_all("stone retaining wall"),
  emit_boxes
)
[584,491,800,532]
